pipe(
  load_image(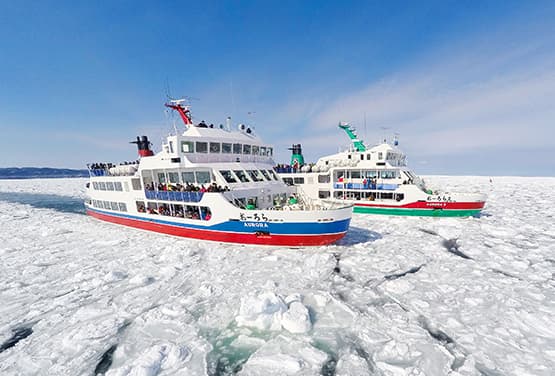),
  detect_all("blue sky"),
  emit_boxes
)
[1,1,554,176]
